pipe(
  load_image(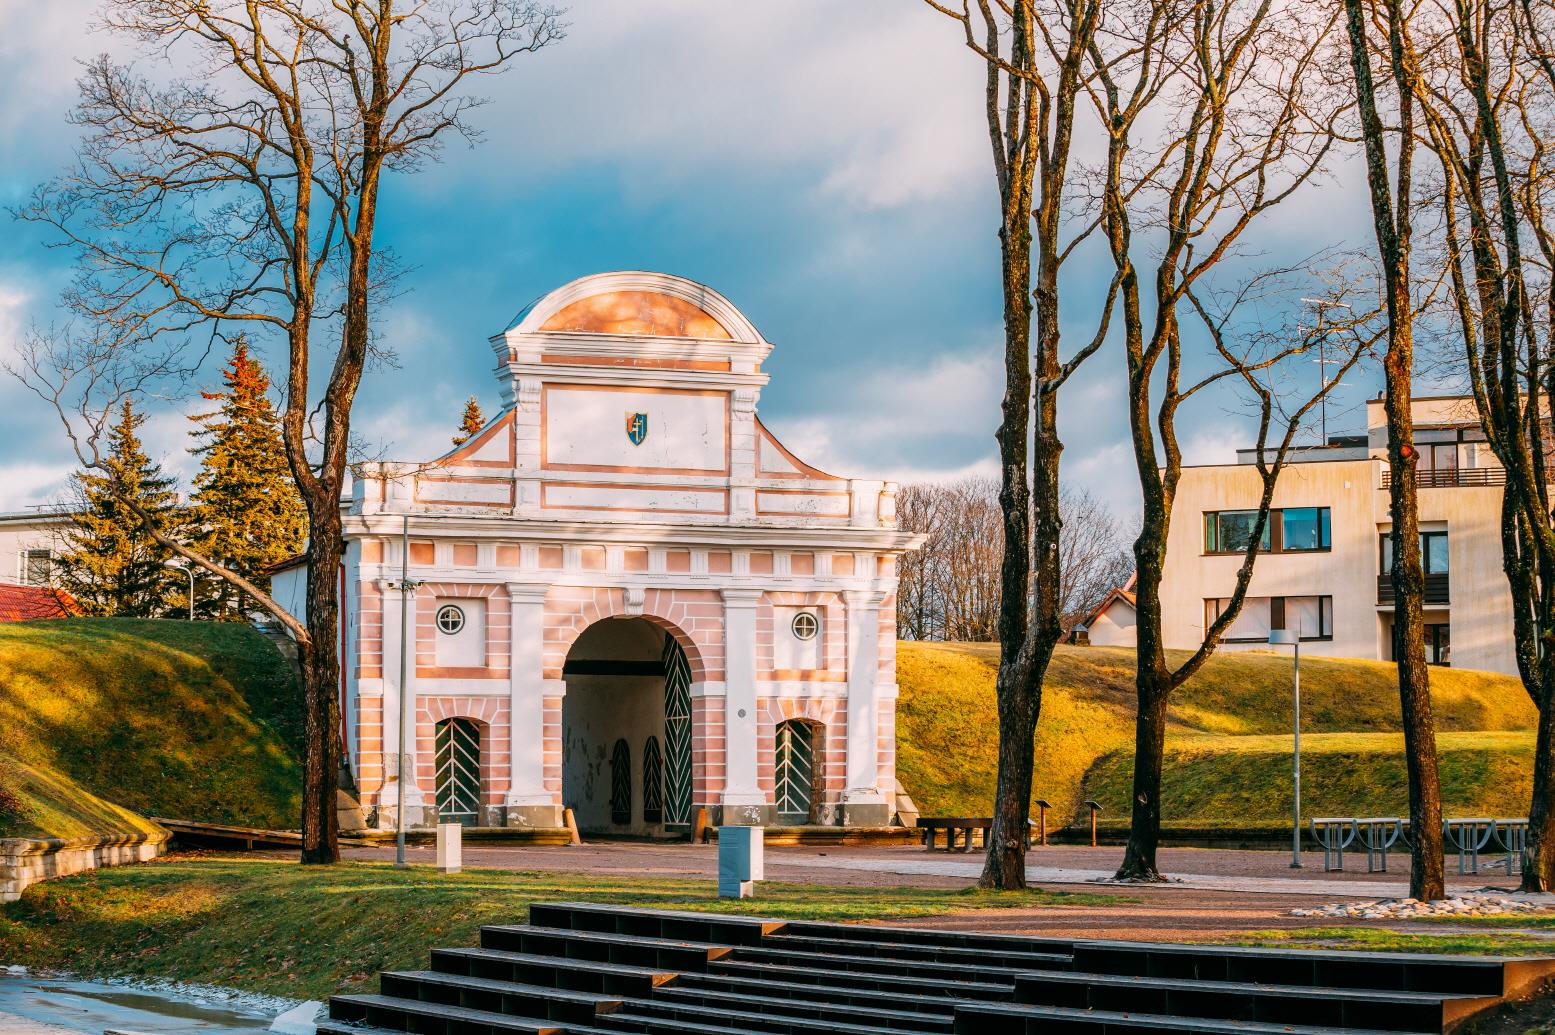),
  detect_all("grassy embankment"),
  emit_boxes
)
[0,618,303,839]
[897,641,1537,829]
[0,856,1113,1000]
